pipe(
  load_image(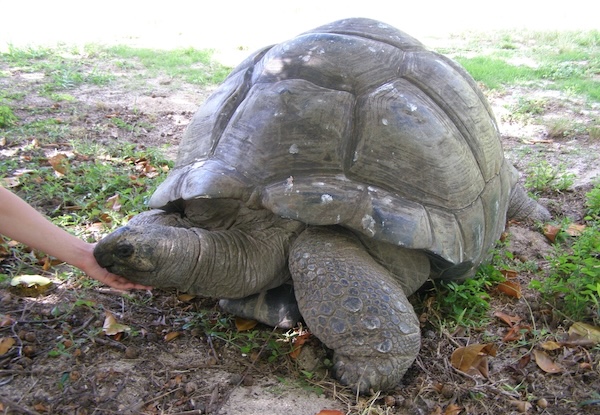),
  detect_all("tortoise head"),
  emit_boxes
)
[93,225,199,288]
